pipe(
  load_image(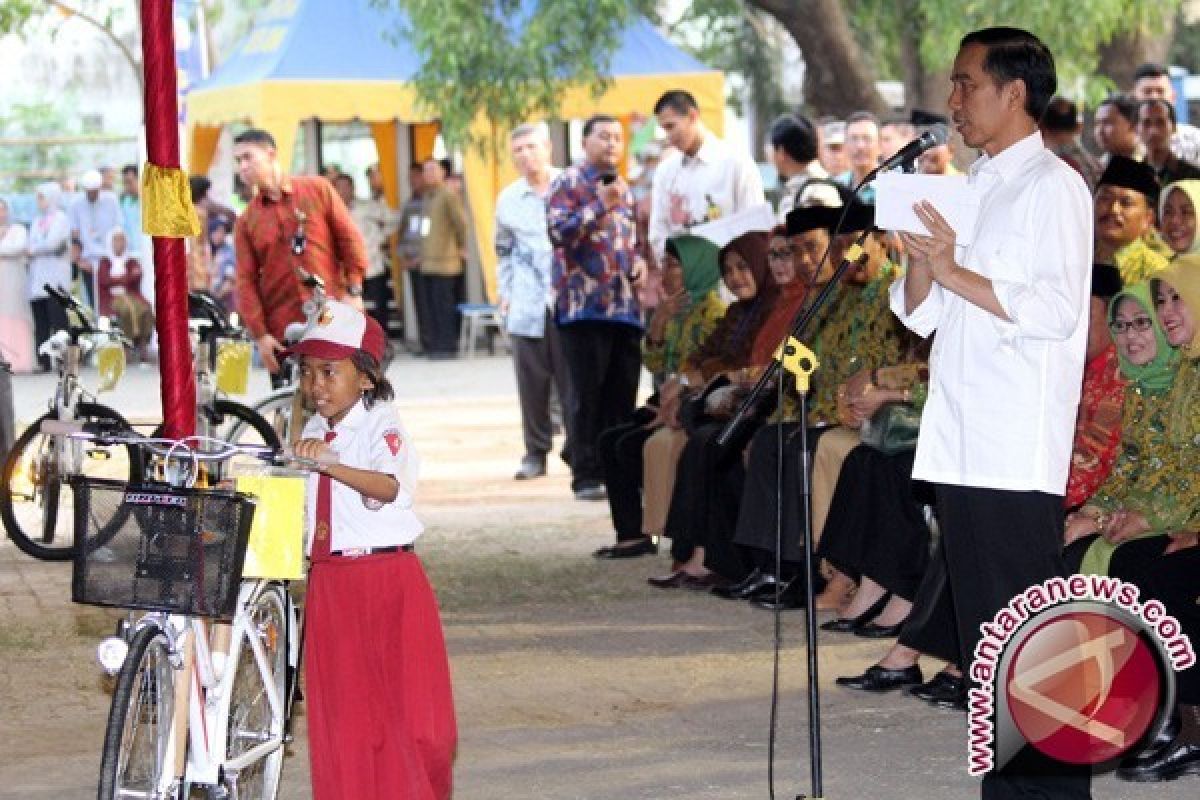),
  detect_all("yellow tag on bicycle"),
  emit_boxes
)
[237,473,306,580]
[95,340,126,392]
[216,340,253,395]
